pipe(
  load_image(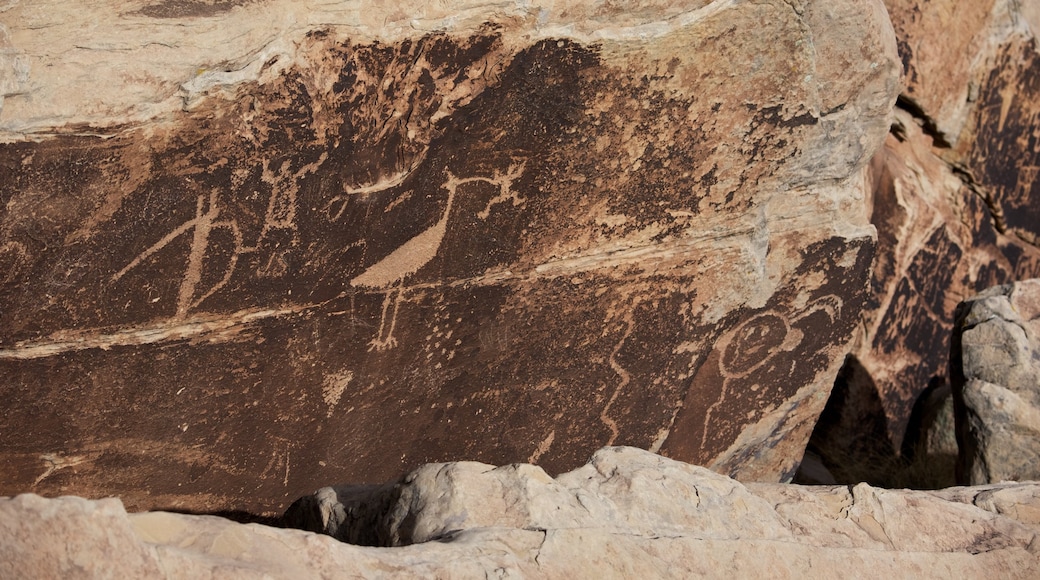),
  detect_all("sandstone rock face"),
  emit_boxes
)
[0,0,899,514]
[951,279,1040,485]
[4,448,1039,578]
[827,0,1040,466]
[798,104,1040,487]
